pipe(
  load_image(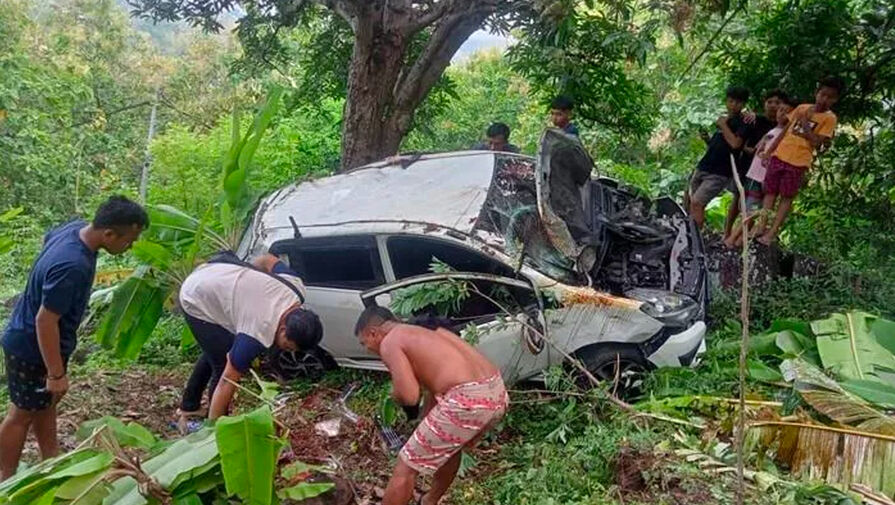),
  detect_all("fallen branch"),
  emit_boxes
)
[730,153,751,505]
